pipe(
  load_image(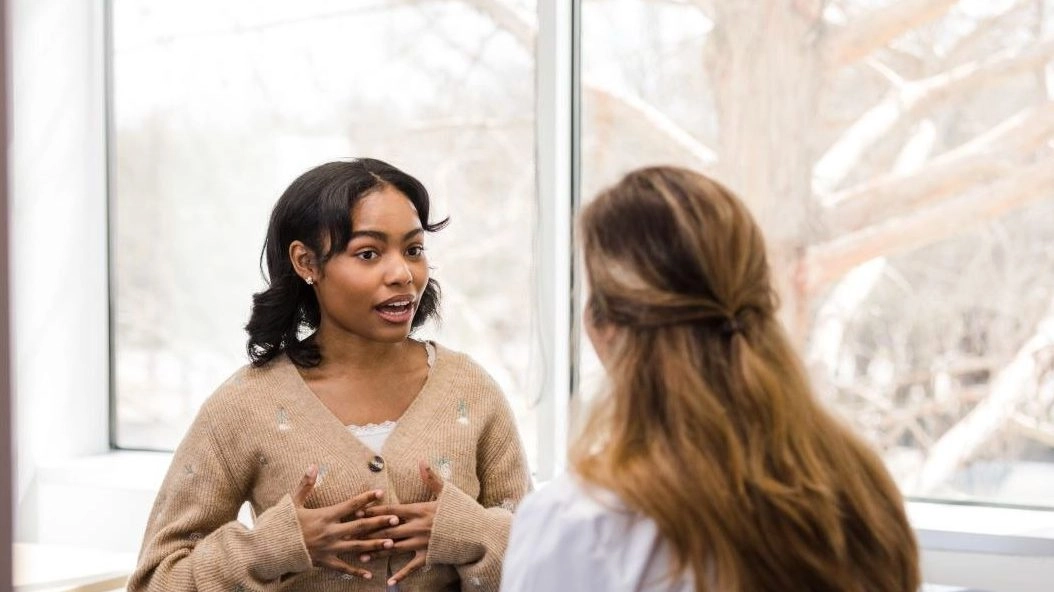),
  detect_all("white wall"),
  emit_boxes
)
[10,0,110,542]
